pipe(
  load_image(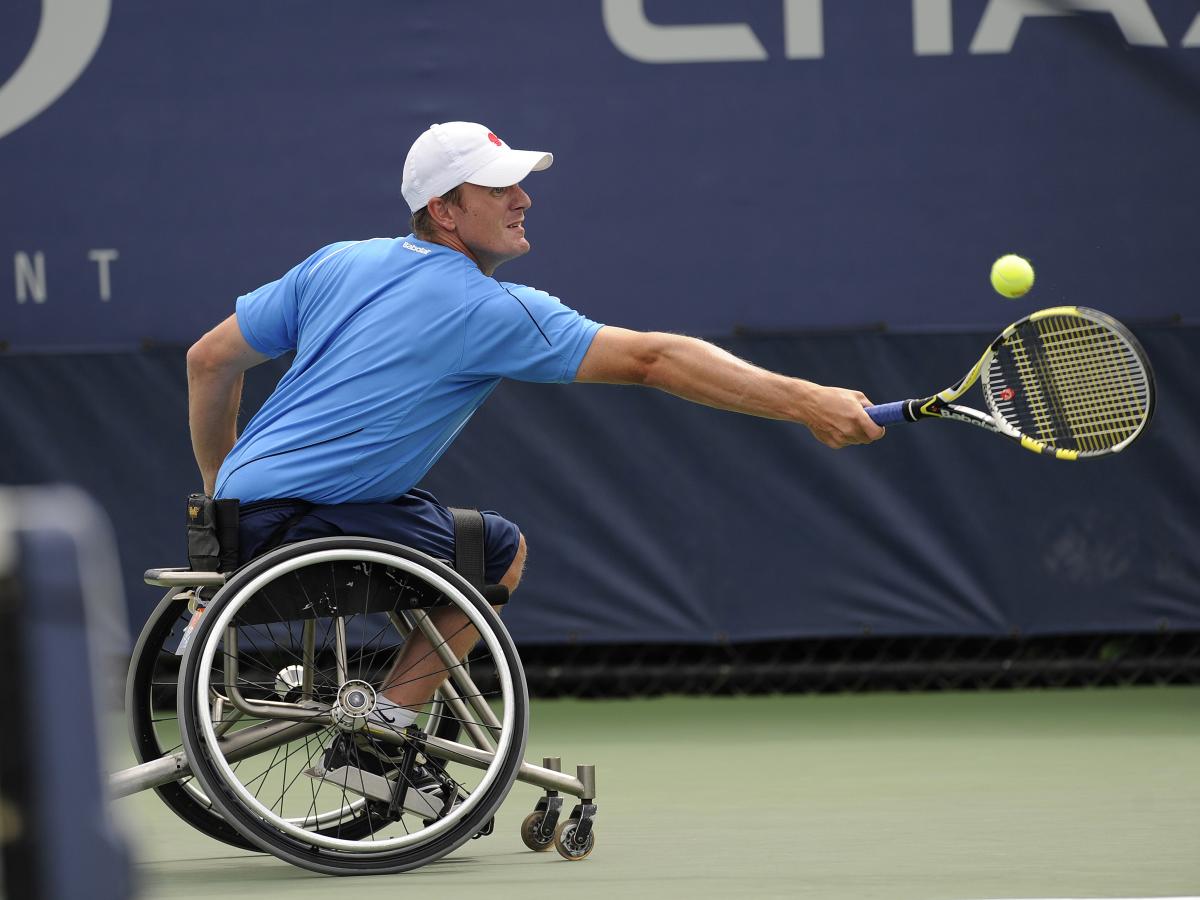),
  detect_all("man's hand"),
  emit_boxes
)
[798,384,885,449]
